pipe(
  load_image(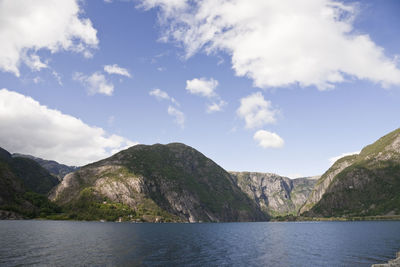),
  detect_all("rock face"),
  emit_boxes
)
[372,251,400,267]
[302,128,400,217]
[299,155,357,214]
[12,153,78,181]
[230,172,317,216]
[50,143,267,222]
